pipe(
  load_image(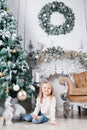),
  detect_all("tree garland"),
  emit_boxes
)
[38,1,75,35]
